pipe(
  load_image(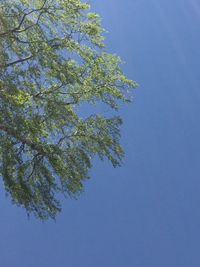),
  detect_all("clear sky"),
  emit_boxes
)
[1,0,200,266]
